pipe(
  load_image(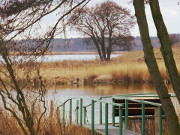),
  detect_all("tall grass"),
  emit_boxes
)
[1,46,180,86]
[0,101,99,135]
